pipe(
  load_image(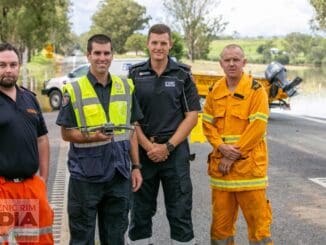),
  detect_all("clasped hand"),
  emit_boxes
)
[147,143,169,163]
[218,144,242,175]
